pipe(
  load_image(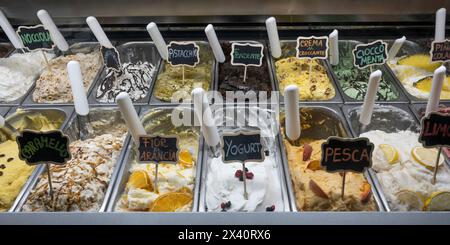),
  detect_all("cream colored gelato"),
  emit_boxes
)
[32,52,101,103]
